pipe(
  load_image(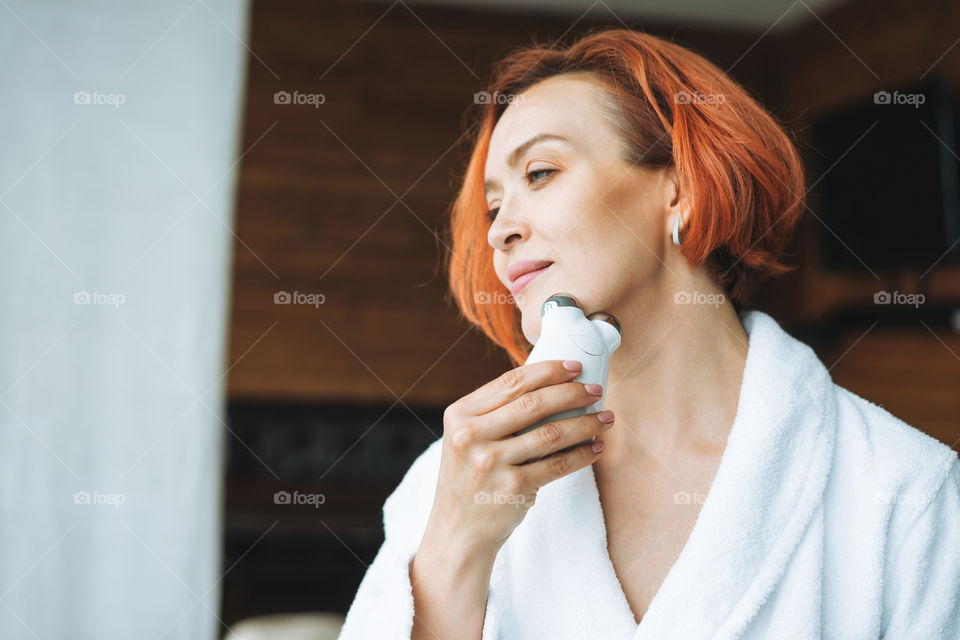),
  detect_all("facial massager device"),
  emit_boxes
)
[514,293,622,454]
